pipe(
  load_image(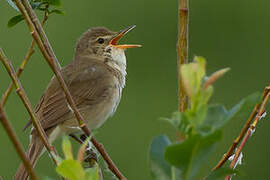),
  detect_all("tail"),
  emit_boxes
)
[14,136,44,180]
